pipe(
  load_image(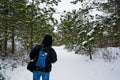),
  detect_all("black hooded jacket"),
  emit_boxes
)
[29,35,57,72]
